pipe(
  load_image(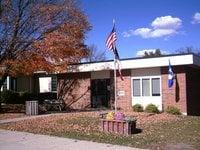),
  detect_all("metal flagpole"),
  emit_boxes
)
[113,19,117,113]
[114,53,117,113]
